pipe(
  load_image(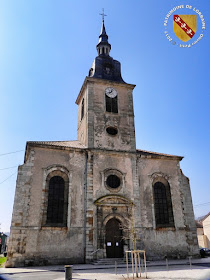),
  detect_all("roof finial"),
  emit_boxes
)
[100,8,107,22]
